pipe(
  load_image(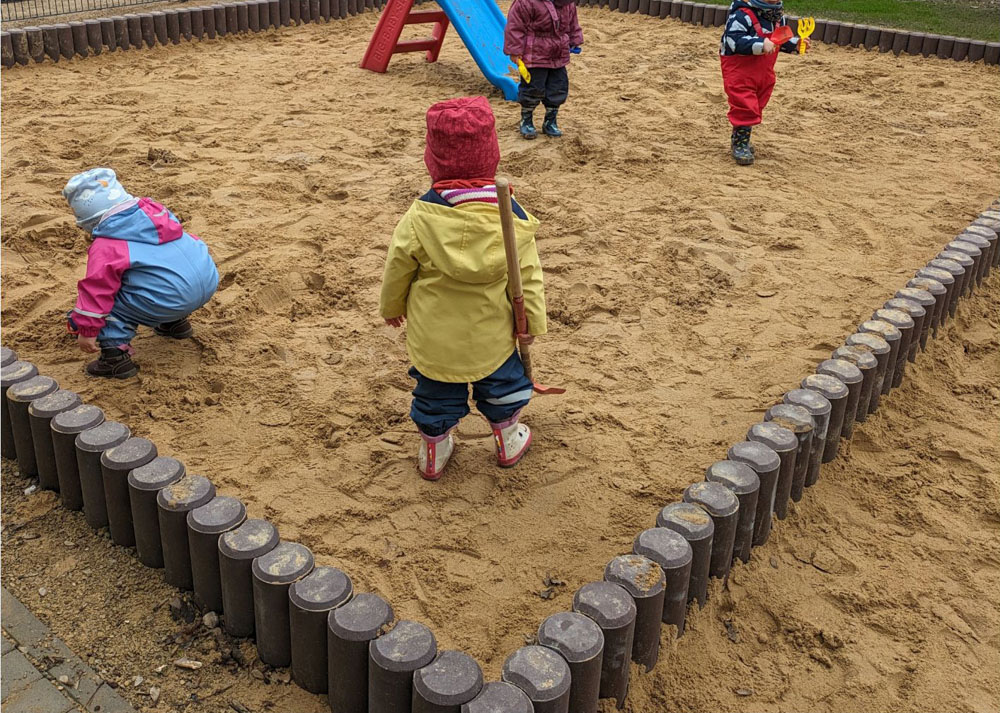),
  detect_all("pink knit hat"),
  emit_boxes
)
[424,97,501,183]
